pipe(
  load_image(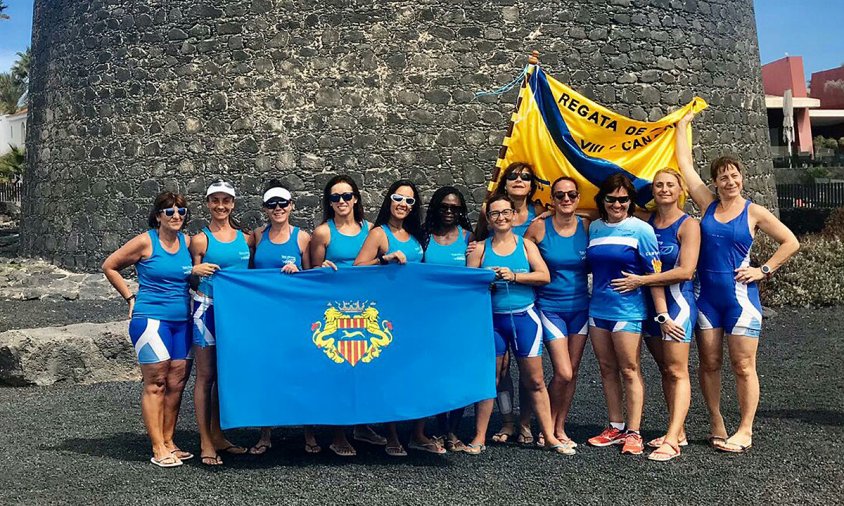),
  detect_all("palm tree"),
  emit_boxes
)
[0,146,24,182]
[11,48,30,85]
[0,73,23,114]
